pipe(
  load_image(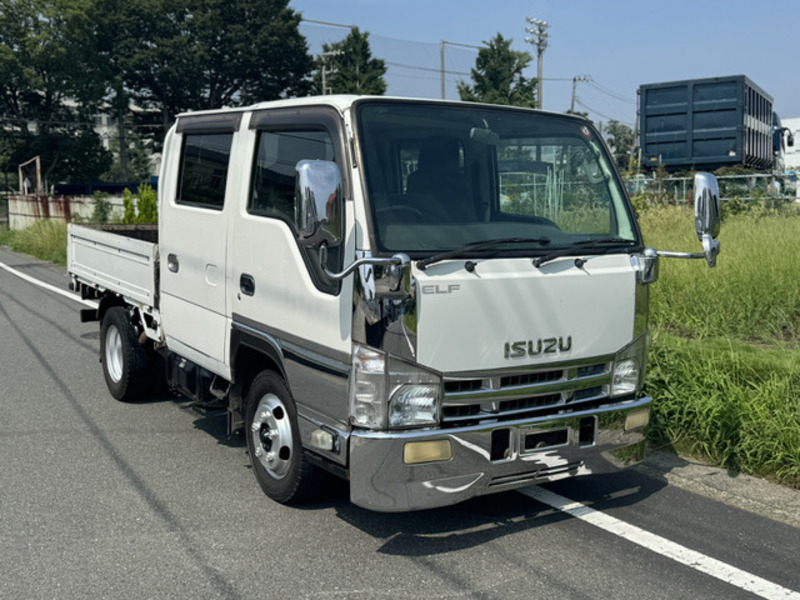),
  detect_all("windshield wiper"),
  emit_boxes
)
[416,237,551,271]
[532,238,638,268]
